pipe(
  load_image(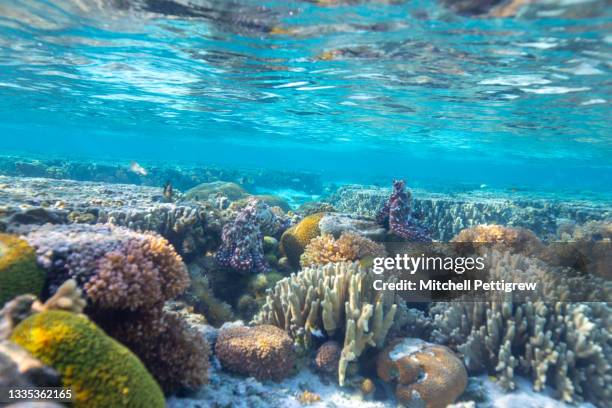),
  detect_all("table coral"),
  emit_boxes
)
[300,232,386,268]
[24,223,189,310]
[0,233,45,306]
[376,339,467,408]
[215,198,272,273]
[255,262,397,385]
[376,180,431,242]
[10,310,165,408]
[215,324,295,381]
